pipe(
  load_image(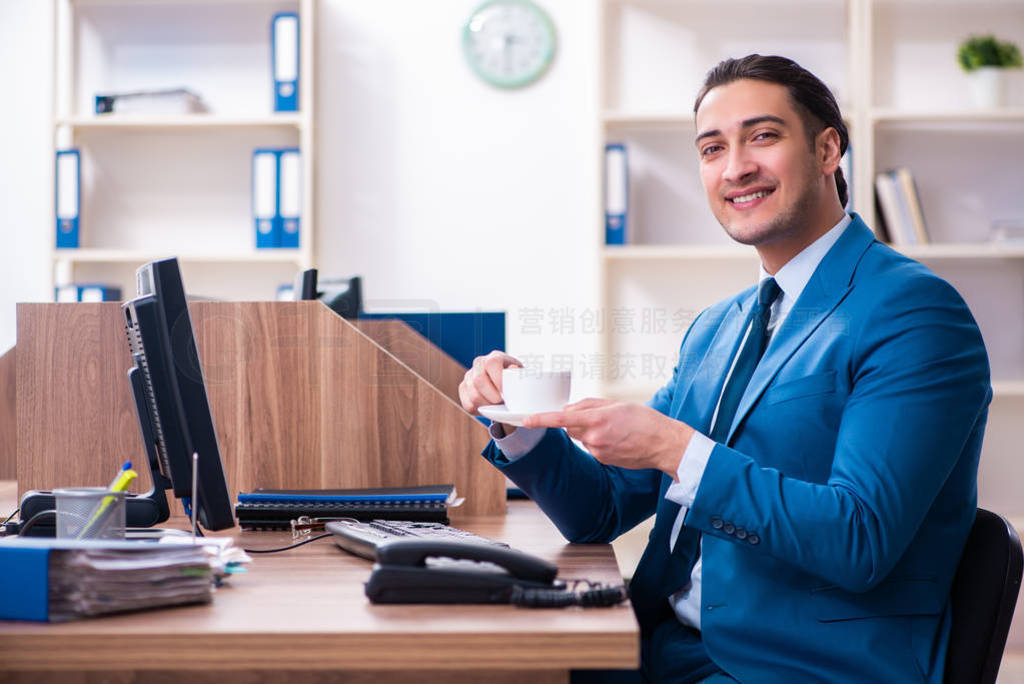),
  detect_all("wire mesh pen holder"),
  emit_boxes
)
[54,487,128,540]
